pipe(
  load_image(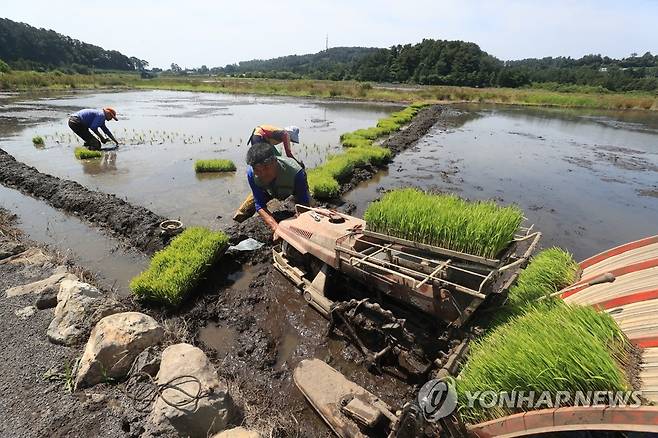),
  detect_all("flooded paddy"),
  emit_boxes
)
[0,90,398,229]
[346,104,658,260]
